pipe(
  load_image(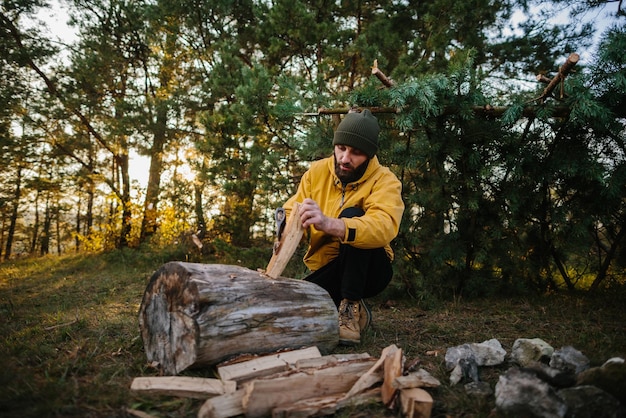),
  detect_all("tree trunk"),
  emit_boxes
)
[140,104,166,242]
[118,152,132,247]
[40,196,51,256]
[5,165,22,259]
[138,262,339,375]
